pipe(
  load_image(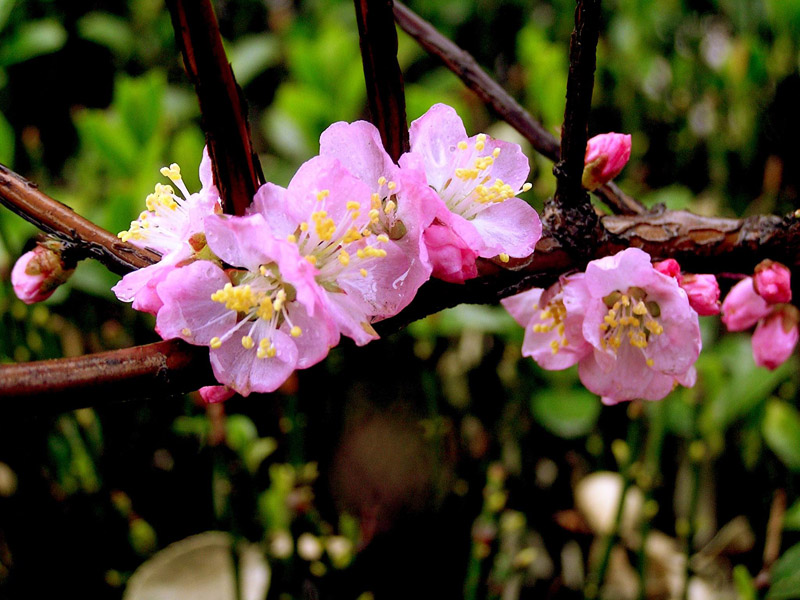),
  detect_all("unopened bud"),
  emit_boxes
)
[681,274,720,316]
[198,385,235,404]
[752,305,799,370]
[582,133,632,191]
[754,259,792,304]
[11,242,74,304]
[654,258,682,282]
